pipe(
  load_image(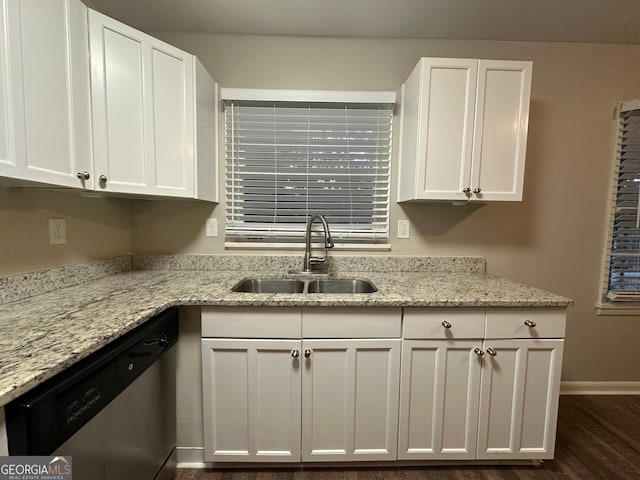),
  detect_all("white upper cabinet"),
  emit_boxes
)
[398,57,532,202]
[89,10,217,200]
[0,0,93,188]
[0,1,218,200]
